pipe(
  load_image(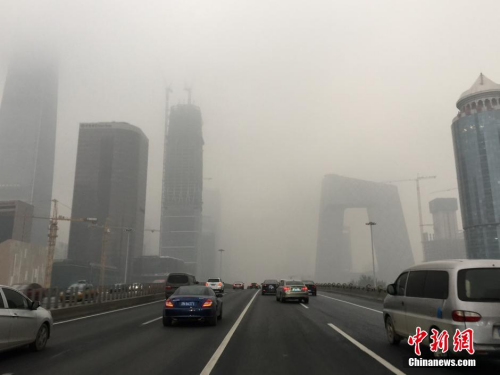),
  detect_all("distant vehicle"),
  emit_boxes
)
[276,280,309,304]
[165,273,198,298]
[60,281,97,302]
[261,279,279,295]
[302,280,317,296]
[11,283,45,301]
[109,283,125,293]
[163,285,223,327]
[0,285,53,352]
[129,283,143,291]
[206,278,225,293]
[232,281,244,290]
[384,259,500,358]
[248,283,260,289]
